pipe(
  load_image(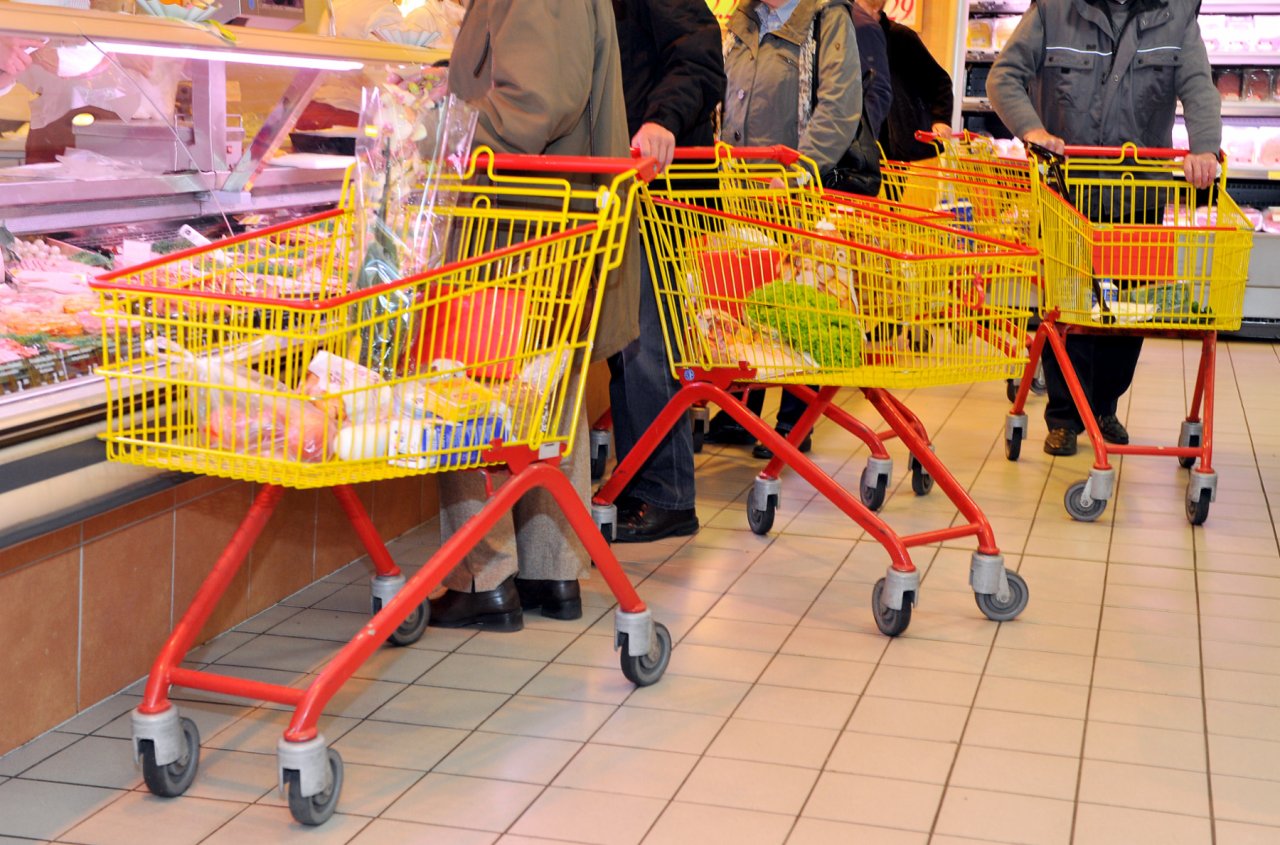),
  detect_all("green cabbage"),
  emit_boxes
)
[744,282,862,368]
